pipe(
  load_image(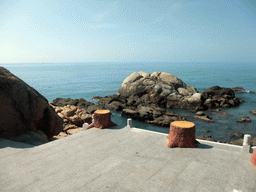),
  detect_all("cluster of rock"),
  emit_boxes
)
[229,137,256,146]
[51,98,105,114]
[196,133,256,146]
[93,71,243,126]
[0,67,63,142]
[230,87,256,94]
[201,86,243,110]
[122,106,185,127]
[50,98,105,138]
[250,110,256,115]
[235,116,251,123]
[193,111,214,123]
[49,104,92,139]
